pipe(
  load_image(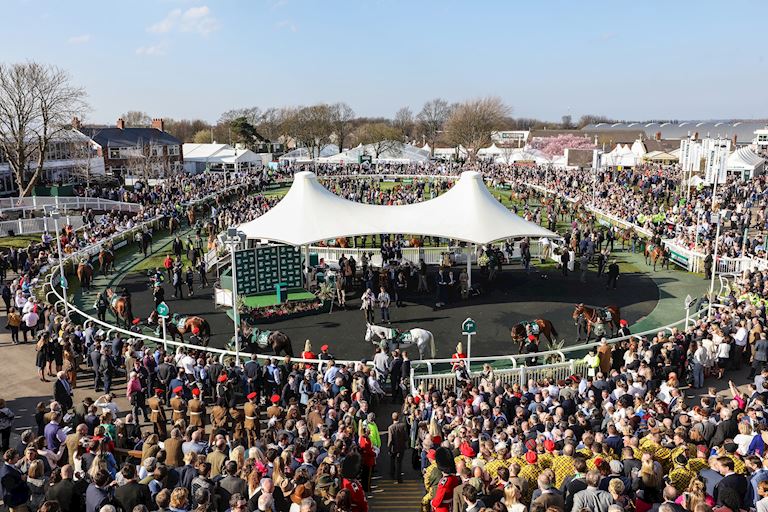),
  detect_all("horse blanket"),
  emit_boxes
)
[526,322,540,335]
[384,328,413,344]
[252,330,271,348]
